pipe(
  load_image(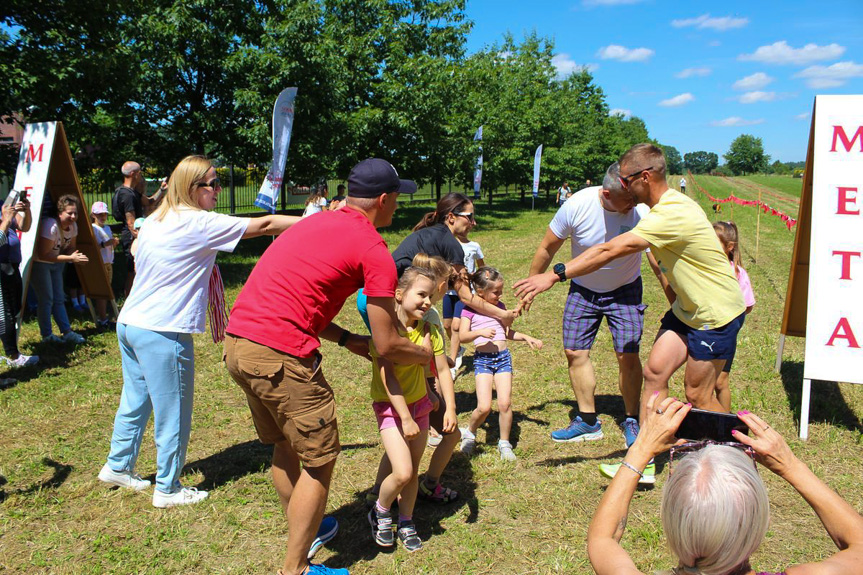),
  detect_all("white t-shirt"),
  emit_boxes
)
[302,197,327,218]
[460,240,485,274]
[37,217,77,262]
[680,178,686,187]
[92,223,115,264]
[549,186,648,293]
[118,208,249,333]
